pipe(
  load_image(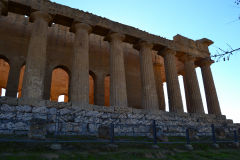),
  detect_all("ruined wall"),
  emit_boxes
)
[0,97,237,137]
